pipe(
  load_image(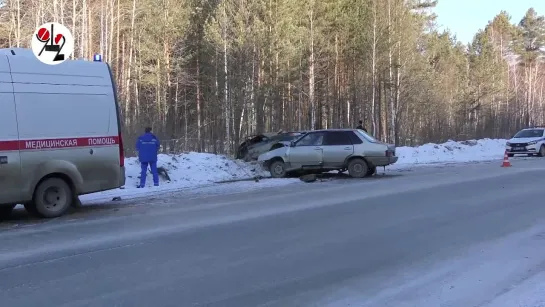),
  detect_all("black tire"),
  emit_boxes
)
[347,158,369,178]
[366,166,377,176]
[269,160,287,178]
[32,178,73,218]
[0,204,16,221]
[539,145,545,157]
